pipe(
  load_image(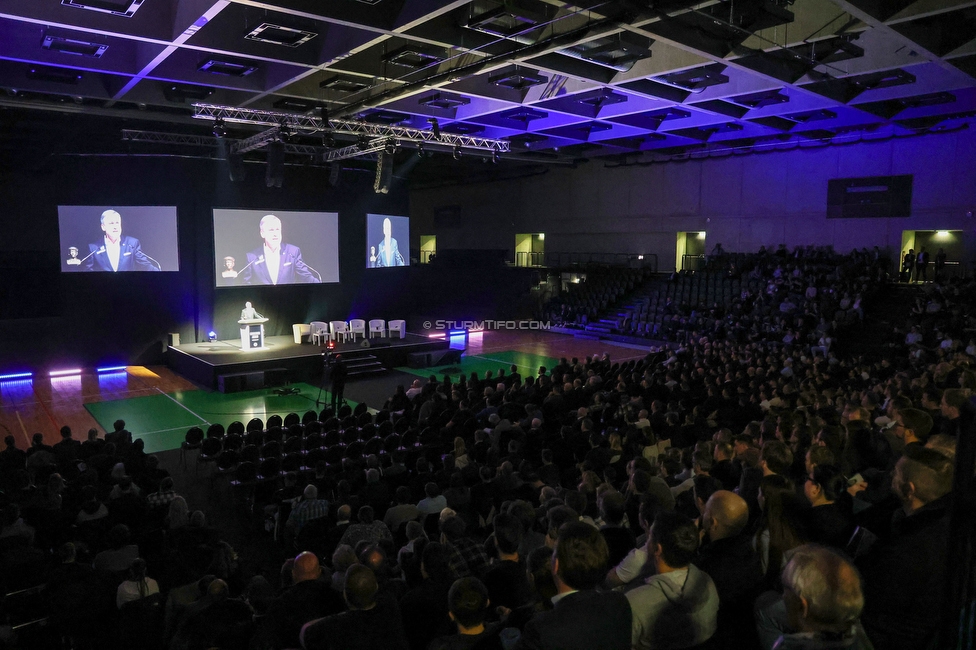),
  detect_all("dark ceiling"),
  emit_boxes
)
[1,0,975,182]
